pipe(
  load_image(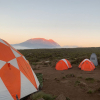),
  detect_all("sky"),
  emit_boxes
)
[0,0,100,47]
